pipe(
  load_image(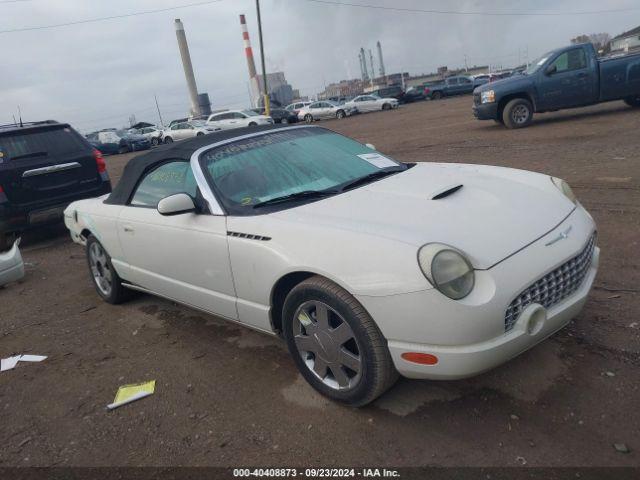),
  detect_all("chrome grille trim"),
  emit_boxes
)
[504,233,596,332]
